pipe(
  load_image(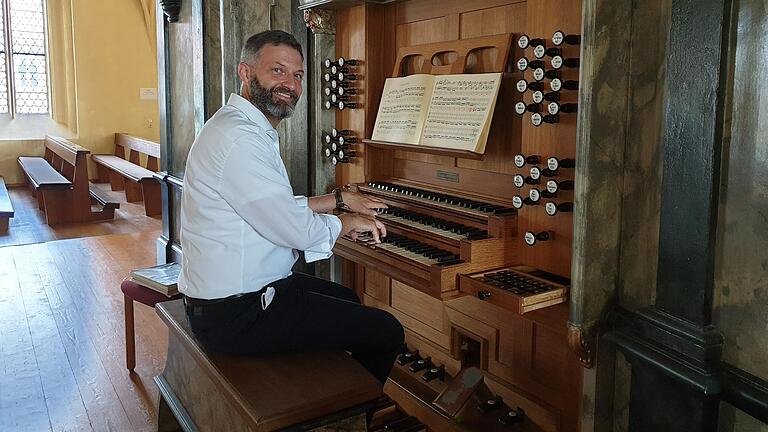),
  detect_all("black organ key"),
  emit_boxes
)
[543,91,561,102]
[524,231,552,246]
[544,47,562,57]
[552,30,581,46]
[513,153,541,168]
[546,179,575,194]
[332,128,353,137]
[331,94,351,103]
[545,201,574,216]
[338,101,359,110]
[550,78,579,92]
[330,79,352,89]
[409,357,432,373]
[516,79,545,93]
[498,408,526,427]
[330,65,351,75]
[478,396,504,414]
[544,69,561,80]
[397,349,418,365]
[547,157,575,171]
[422,365,445,382]
[514,102,541,115]
[332,155,351,165]
[338,136,357,145]
[338,72,359,81]
[337,57,359,67]
[532,114,560,126]
[548,102,578,115]
[551,55,580,70]
[337,150,355,159]
[517,35,545,50]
